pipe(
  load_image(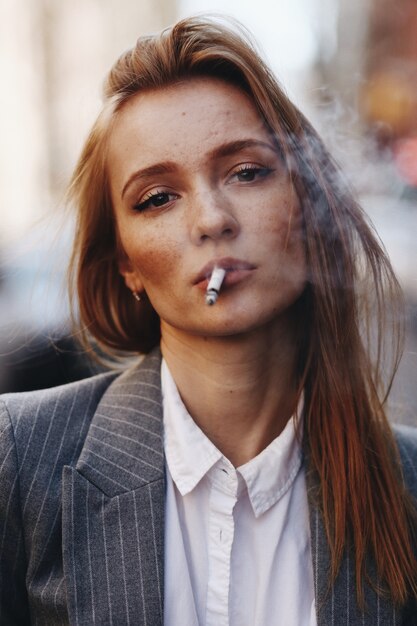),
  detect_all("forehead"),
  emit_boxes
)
[107,78,271,173]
